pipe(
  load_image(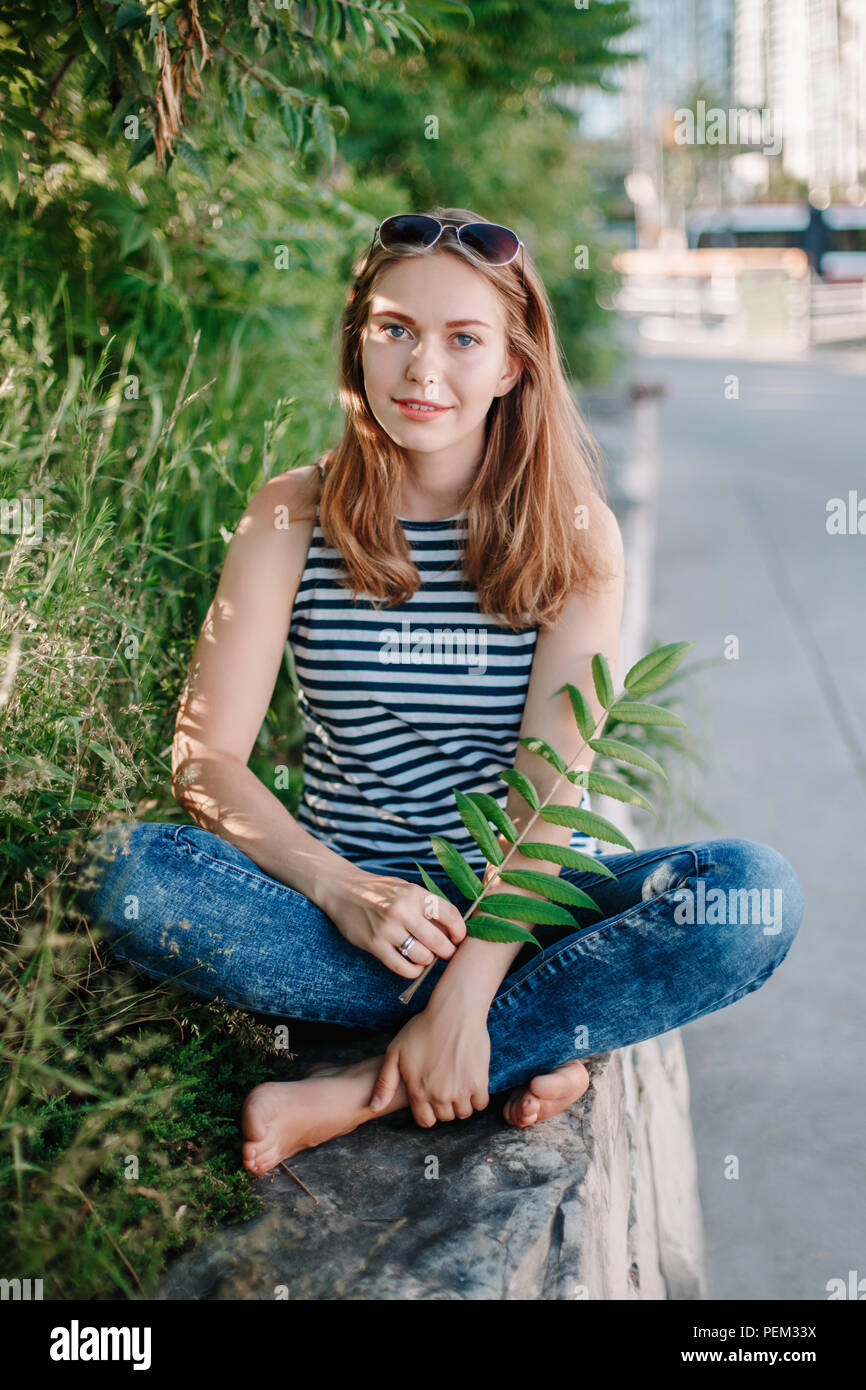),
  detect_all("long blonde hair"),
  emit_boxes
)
[316,204,617,631]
